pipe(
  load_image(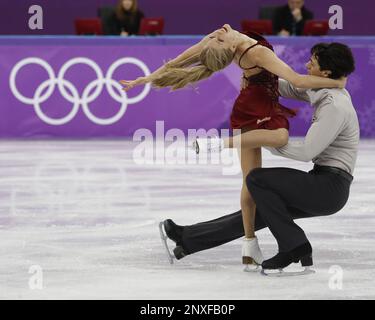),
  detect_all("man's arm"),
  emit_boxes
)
[266,101,346,162]
[278,79,310,102]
